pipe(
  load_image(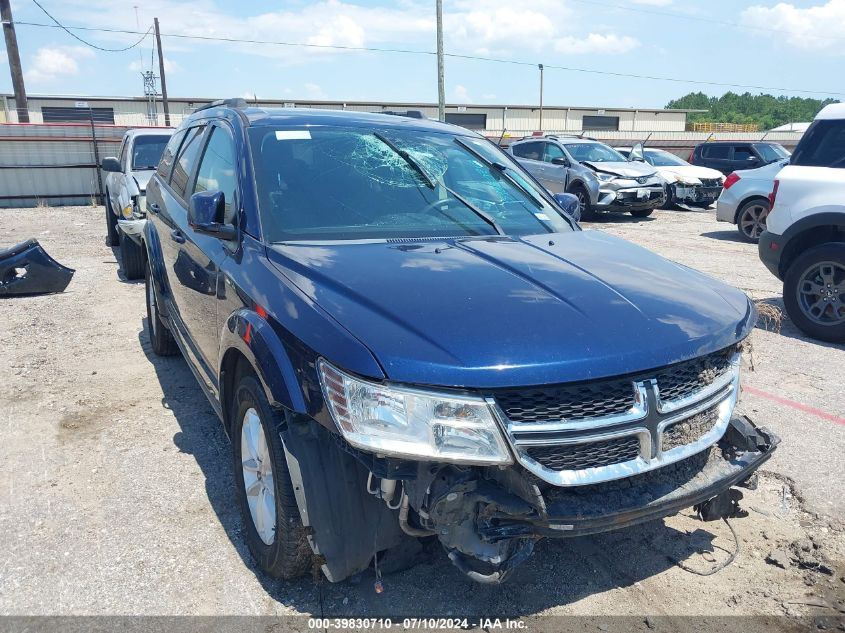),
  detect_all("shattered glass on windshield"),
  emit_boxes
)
[249,126,573,242]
